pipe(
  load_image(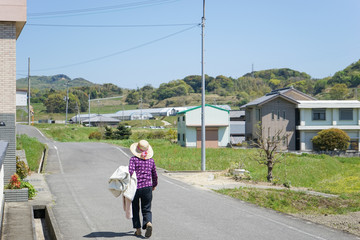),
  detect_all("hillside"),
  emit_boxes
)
[15,59,360,115]
[16,74,94,90]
